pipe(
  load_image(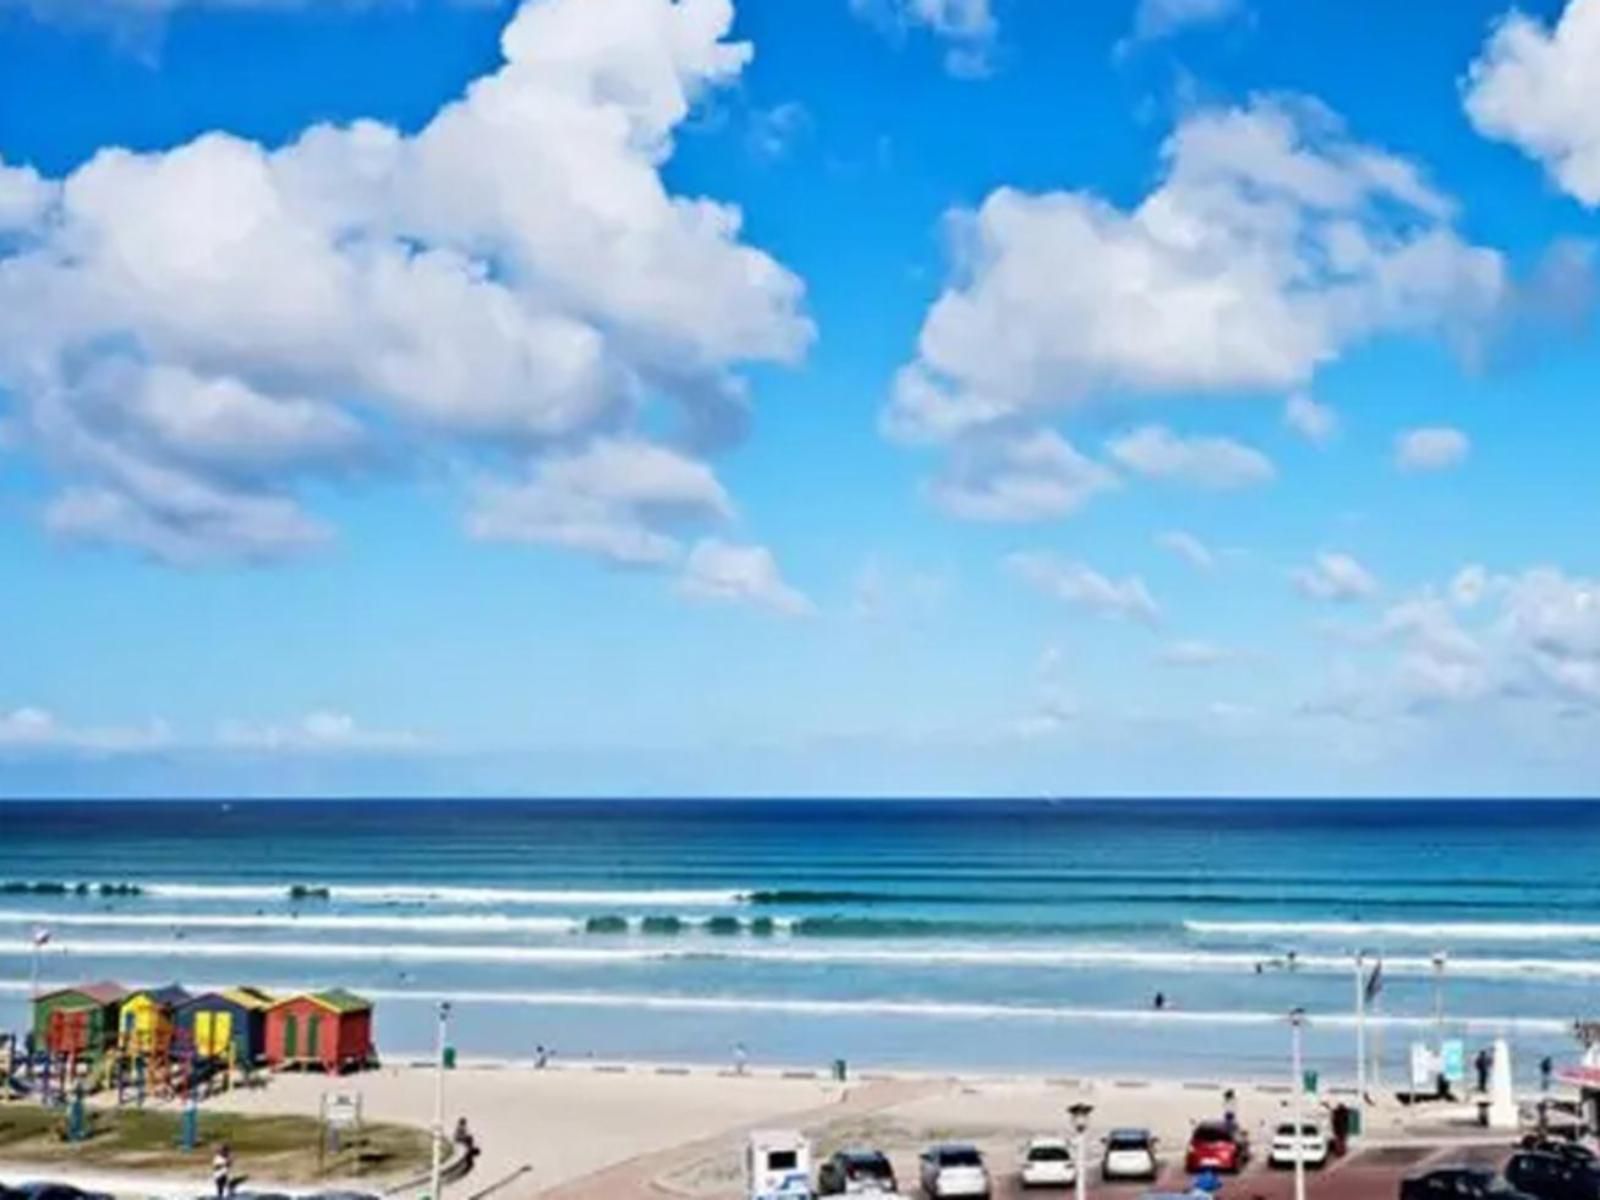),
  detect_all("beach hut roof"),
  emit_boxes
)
[312,988,372,1014]
[223,986,276,1010]
[131,984,192,1008]
[40,981,127,1005]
